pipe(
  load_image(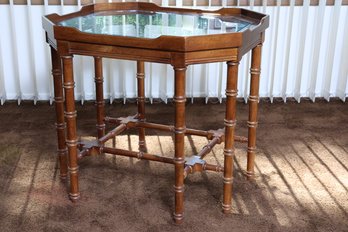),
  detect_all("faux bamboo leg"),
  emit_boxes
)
[222,61,239,213]
[94,57,105,139]
[173,66,187,224]
[137,61,146,152]
[246,44,262,180]
[50,47,68,179]
[62,55,80,201]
